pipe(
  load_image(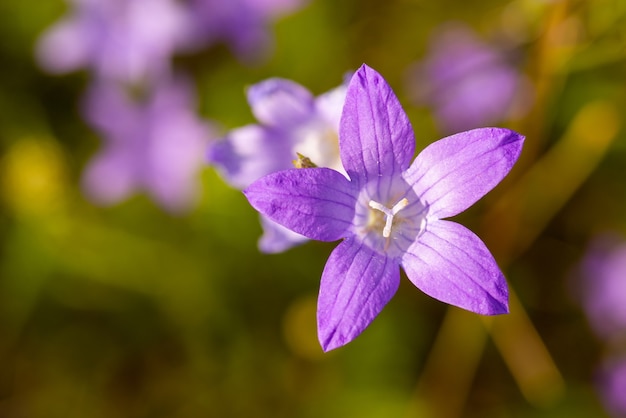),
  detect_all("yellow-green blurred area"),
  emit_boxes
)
[0,0,625,417]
